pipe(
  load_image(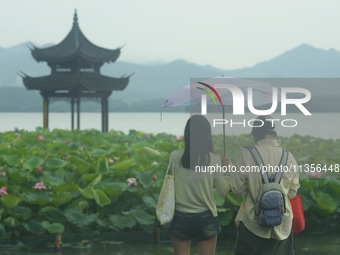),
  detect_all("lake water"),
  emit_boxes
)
[0,233,339,255]
[0,112,339,139]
